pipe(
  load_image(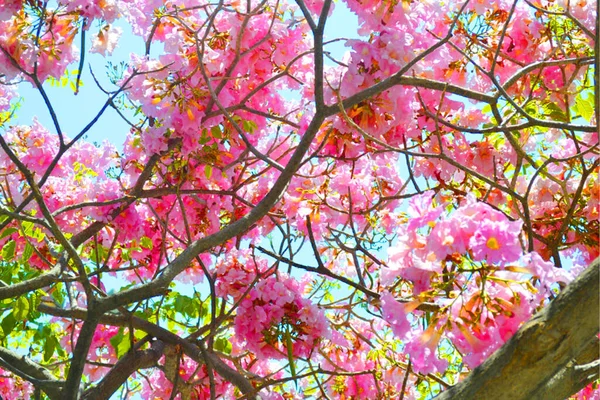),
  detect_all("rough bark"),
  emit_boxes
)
[437,257,600,400]
[0,346,63,400]
[82,340,165,400]
[530,337,600,400]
